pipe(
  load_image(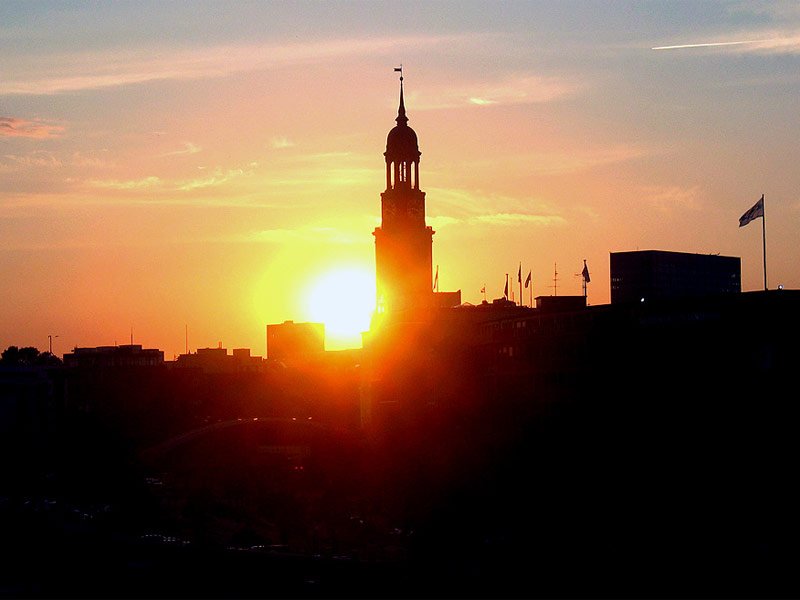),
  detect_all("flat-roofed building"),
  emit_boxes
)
[63,344,164,368]
[610,250,741,304]
[267,321,325,363]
